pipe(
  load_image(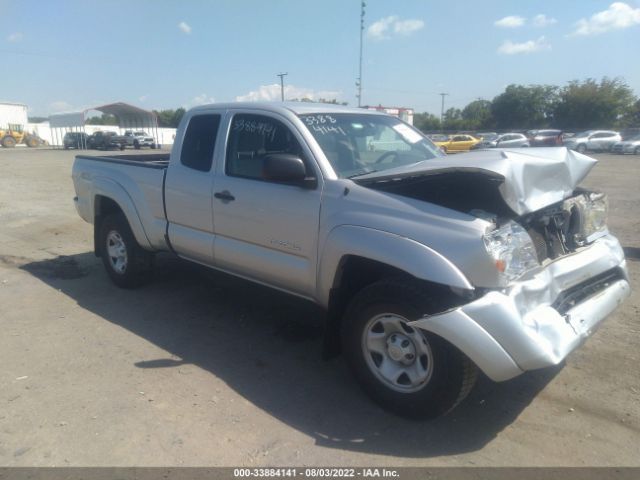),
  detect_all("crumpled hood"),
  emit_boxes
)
[354,147,597,216]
